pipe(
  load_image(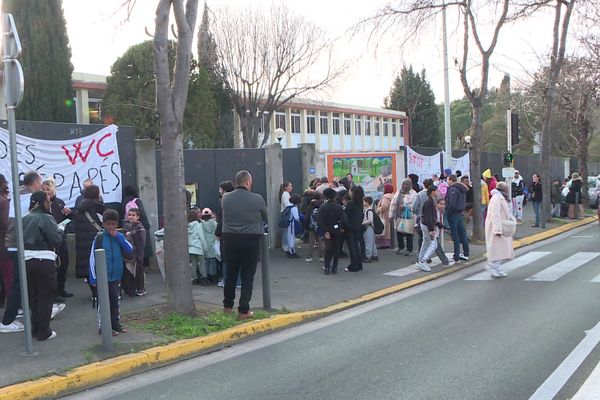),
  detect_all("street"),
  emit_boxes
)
[63,223,600,400]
